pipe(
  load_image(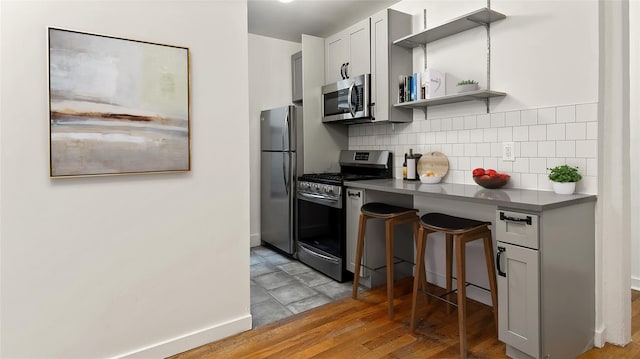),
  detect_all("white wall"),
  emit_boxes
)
[248,34,301,247]
[630,0,640,291]
[0,1,251,358]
